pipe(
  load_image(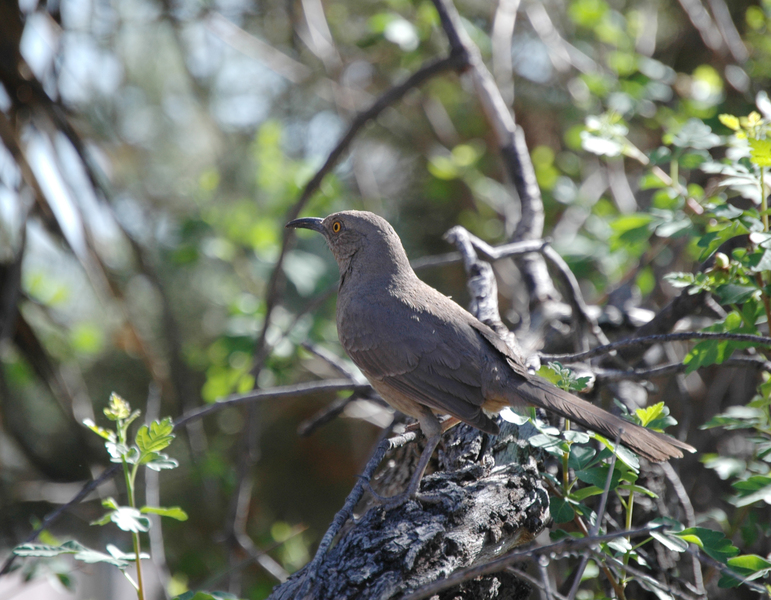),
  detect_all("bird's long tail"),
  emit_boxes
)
[509,374,695,462]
